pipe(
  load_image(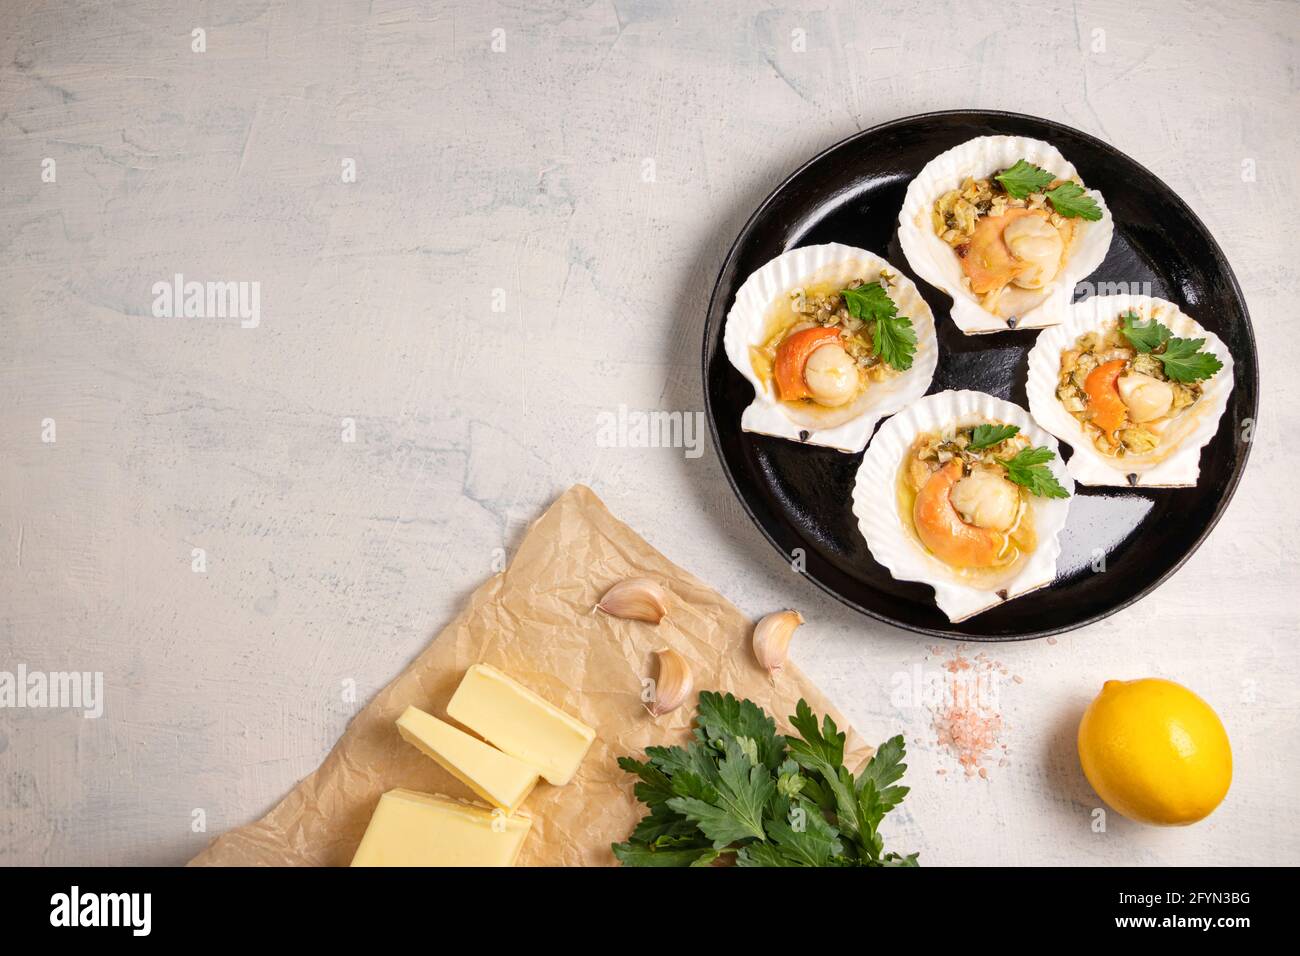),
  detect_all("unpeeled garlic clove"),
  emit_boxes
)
[645,648,693,717]
[597,577,668,624]
[753,610,803,679]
